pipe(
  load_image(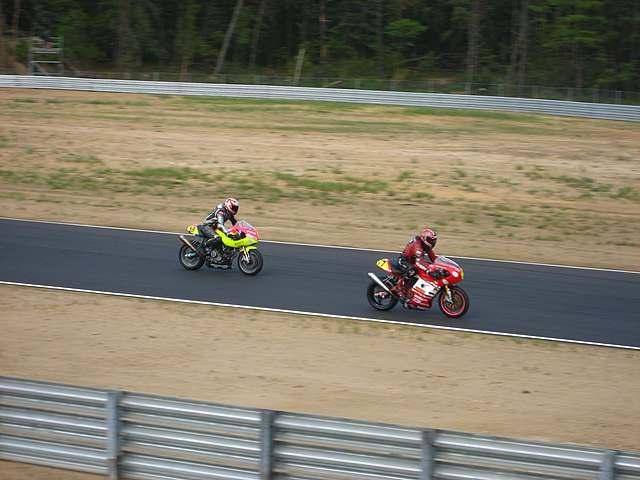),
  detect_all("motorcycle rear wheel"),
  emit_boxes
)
[438,286,469,318]
[238,249,263,276]
[366,277,399,311]
[178,243,205,270]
